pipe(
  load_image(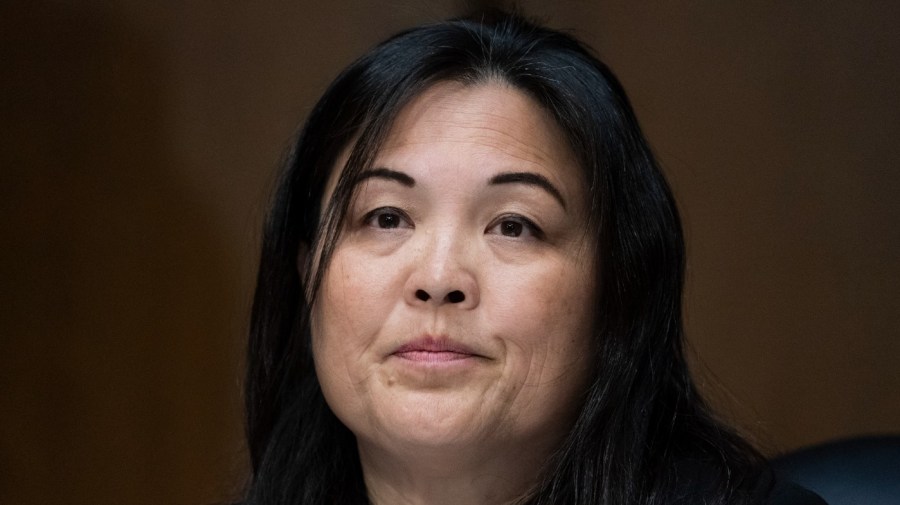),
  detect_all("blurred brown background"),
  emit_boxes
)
[2,1,898,504]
